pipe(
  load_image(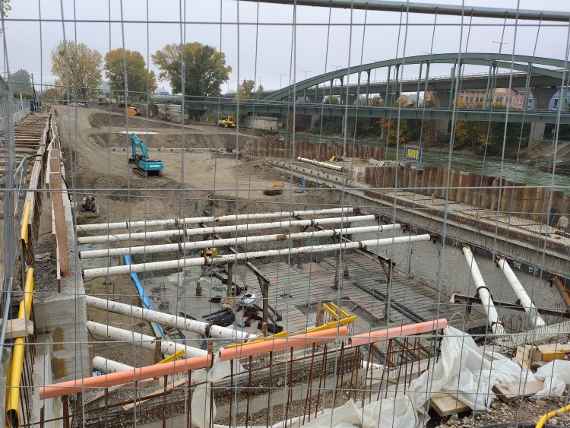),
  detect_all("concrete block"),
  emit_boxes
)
[34,292,90,382]
[3,318,34,339]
